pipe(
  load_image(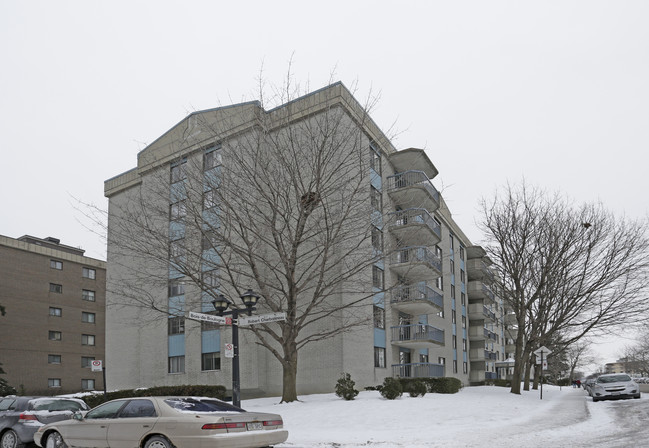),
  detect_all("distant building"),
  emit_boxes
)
[104,83,505,397]
[605,359,645,376]
[0,235,106,395]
